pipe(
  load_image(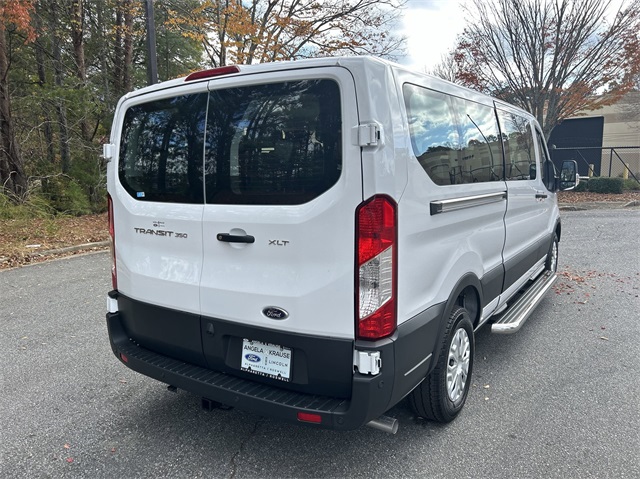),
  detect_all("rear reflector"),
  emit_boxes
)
[120,353,128,363]
[185,65,240,82]
[297,412,322,424]
[356,195,397,340]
